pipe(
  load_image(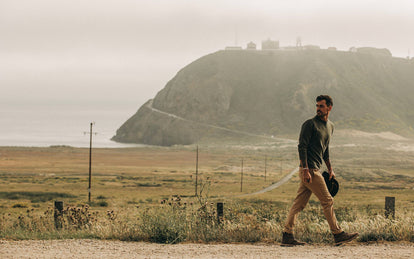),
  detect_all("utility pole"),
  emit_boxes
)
[195,145,199,197]
[84,122,97,203]
[240,158,244,192]
[264,155,267,182]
